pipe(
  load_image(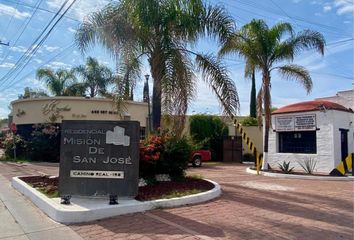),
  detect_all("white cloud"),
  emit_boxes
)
[323,5,332,12]
[0,107,9,119]
[23,77,46,89]
[68,27,76,33]
[33,58,43,64]
[43,45,60,52]
[10,46,27,53]
[0,3,31,19]
[46,0,110,21]
[0,63,15,68]
[45,61,71,69]
[333,0,354,15]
